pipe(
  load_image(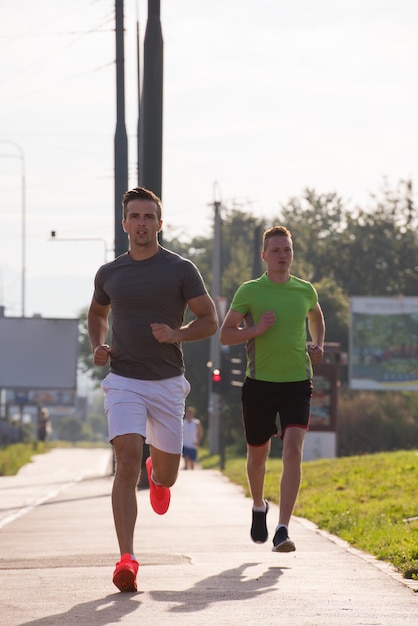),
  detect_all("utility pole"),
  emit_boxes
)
[252,224,263,278]
[208,193,222,454]
[0,140,26,316]
[141,0,163,200]
[136,6,142,186]
[114,0,129,258]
